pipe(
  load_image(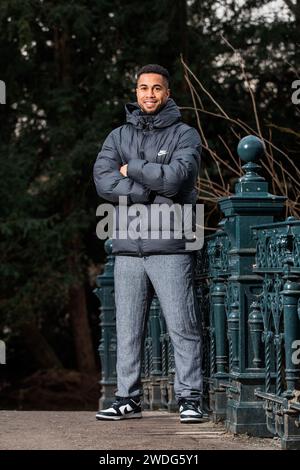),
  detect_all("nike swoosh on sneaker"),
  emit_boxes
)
[119,404,134,415]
